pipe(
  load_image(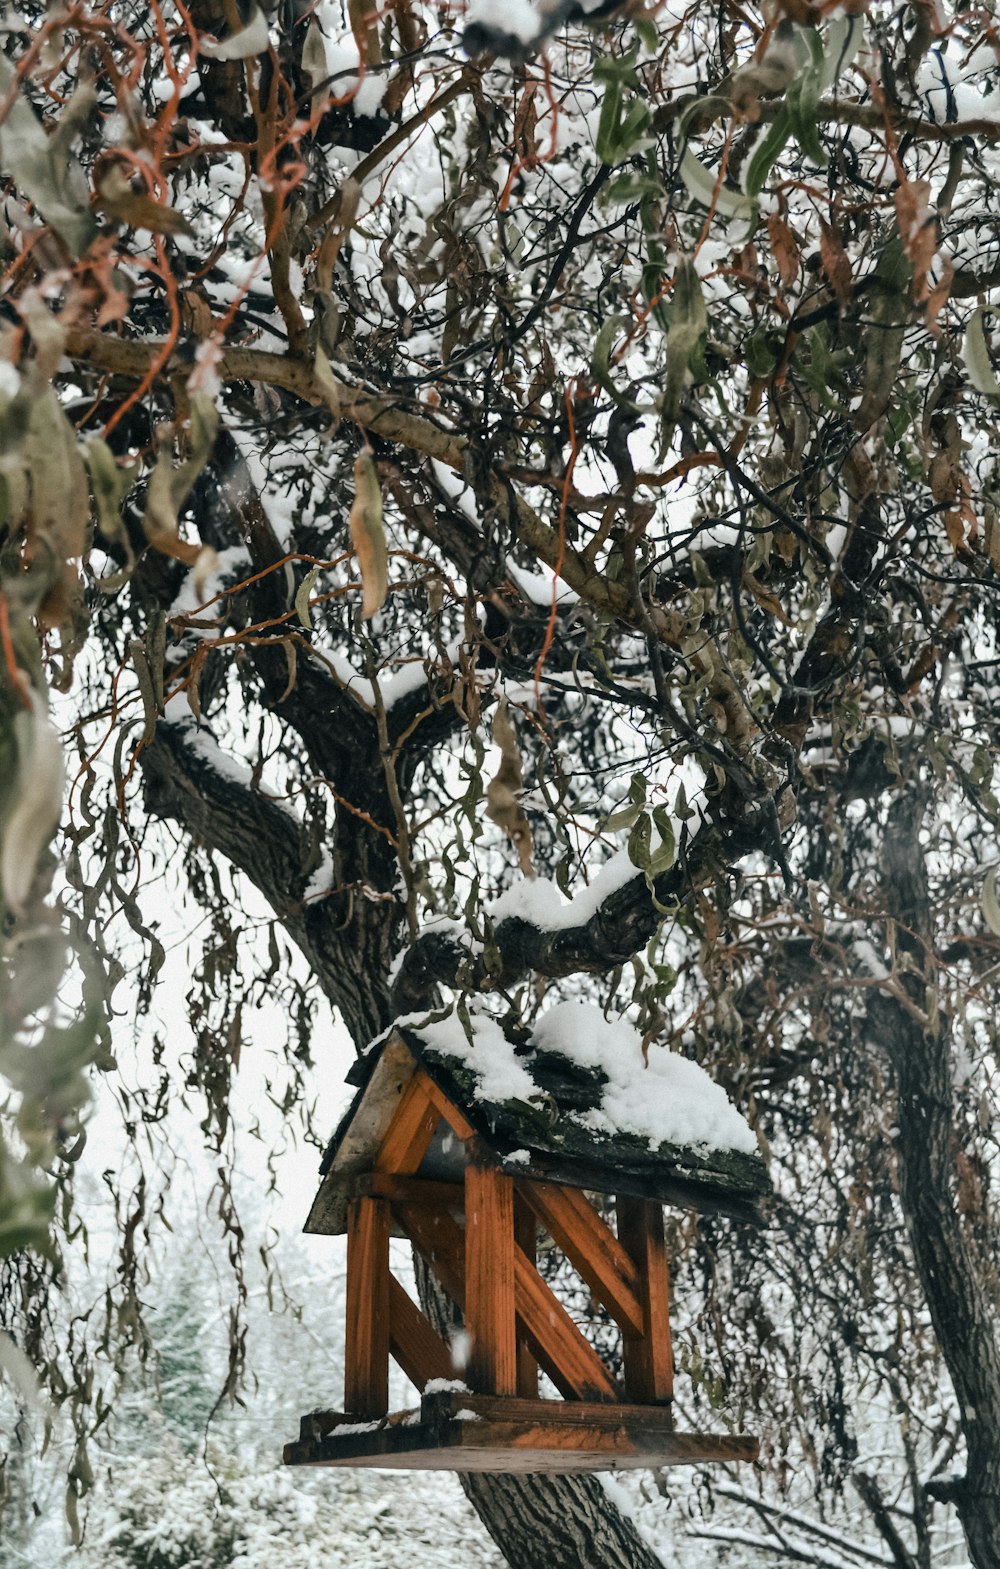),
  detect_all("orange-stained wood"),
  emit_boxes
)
[514,1195,539,1399]
[374,1072,440,1174]
[394,1200,622,1403]
[517,1180,644,1338]
[616,1196,673,1404]
[465,1164,517,1395]
[420,1074,477,1140]
[388,1273,456,1389]
[513,1243,621,1402]
[345,1197,390,1417]
[366,1172,465,1210]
